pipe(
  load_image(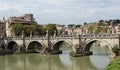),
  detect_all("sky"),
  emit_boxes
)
[0,0,120,25]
